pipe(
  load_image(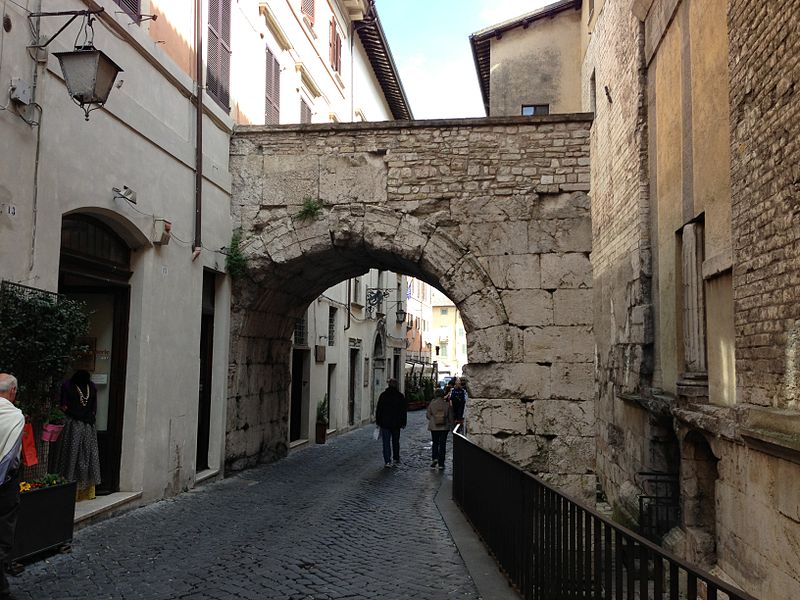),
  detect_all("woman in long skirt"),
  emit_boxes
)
[55,370,101,500]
